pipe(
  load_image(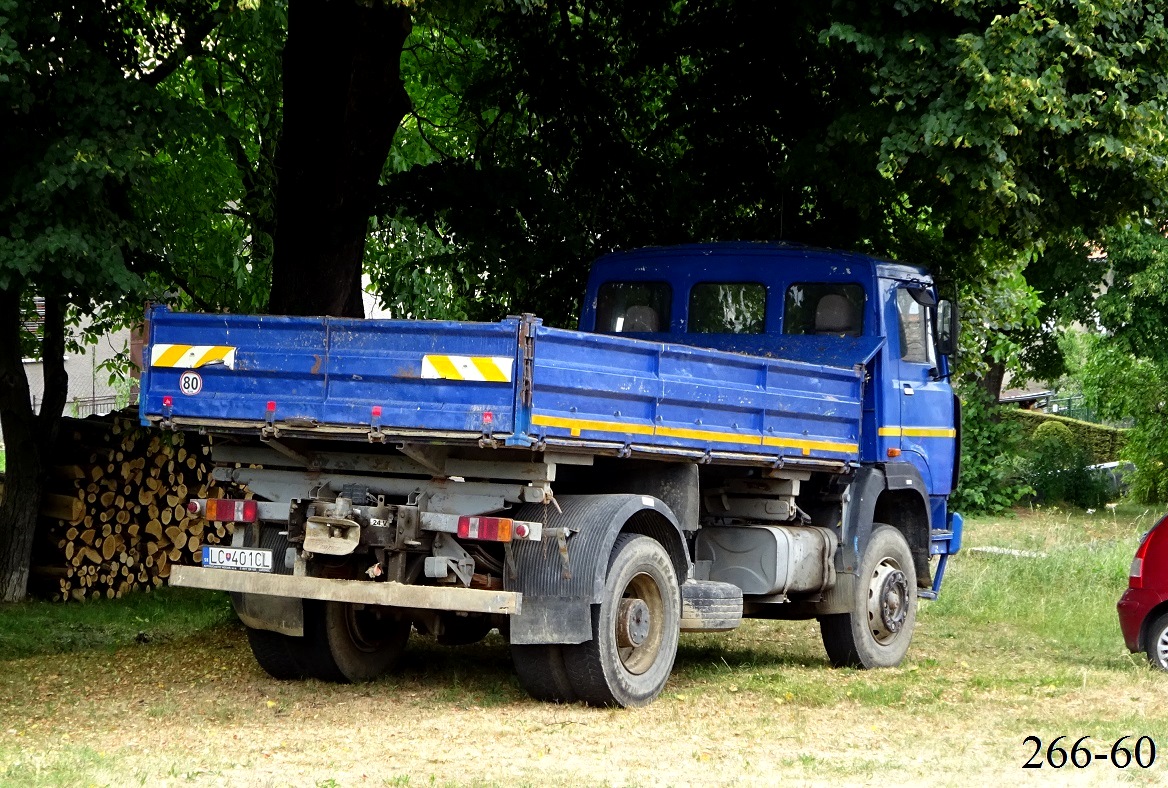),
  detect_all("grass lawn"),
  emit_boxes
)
[0,505,1165,786]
